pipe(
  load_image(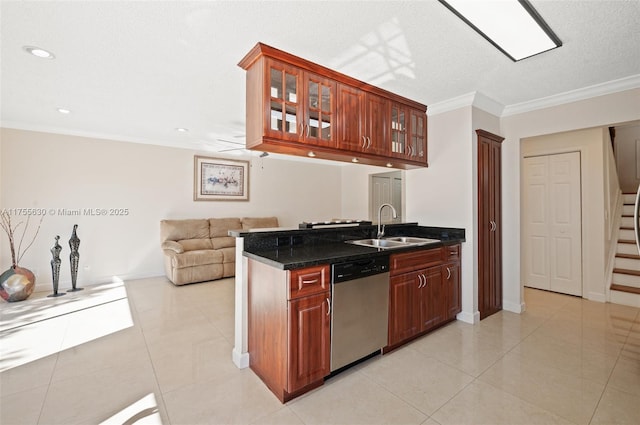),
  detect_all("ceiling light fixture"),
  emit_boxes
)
[438,0,562,61]
[56,108,71,114]
[23,46,55,59]
[175,127,189,133]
